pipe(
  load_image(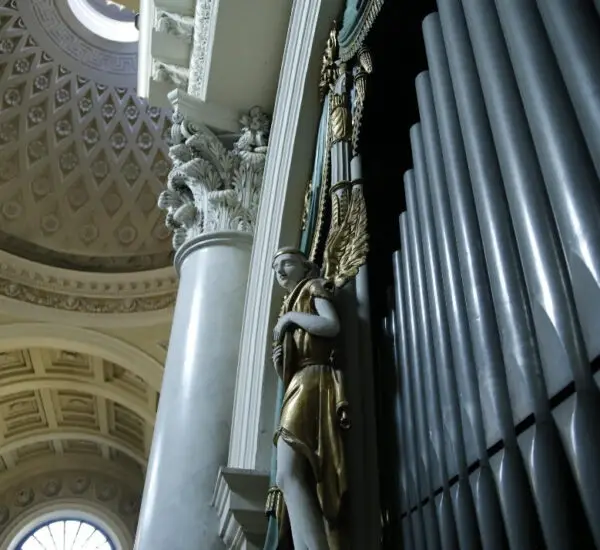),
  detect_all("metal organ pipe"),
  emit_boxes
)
[388,0,600,547]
